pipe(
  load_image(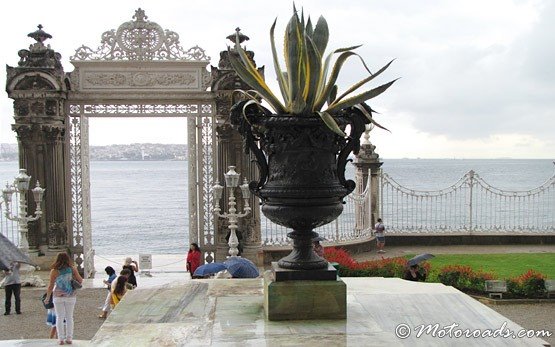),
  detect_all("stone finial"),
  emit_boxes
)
[28,24,52,44]
[226,28,250,44]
